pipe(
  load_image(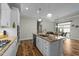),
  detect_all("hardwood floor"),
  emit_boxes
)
[64,39,79,56]
[16,40,42,56]
[16,39,79,56]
